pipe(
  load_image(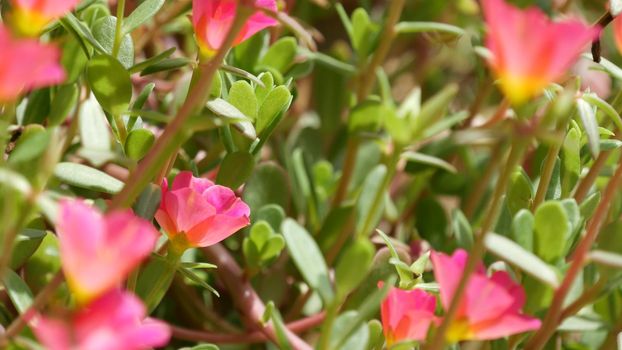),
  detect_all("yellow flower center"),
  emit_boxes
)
[9,8,51,37]
[497,72,548,106]
[446,318,474,343]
